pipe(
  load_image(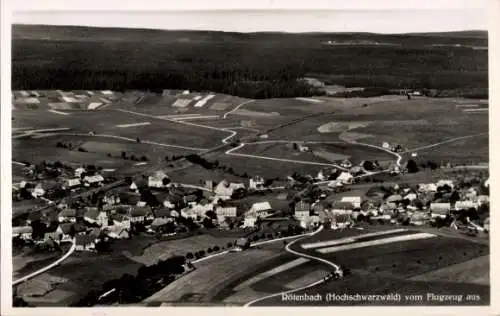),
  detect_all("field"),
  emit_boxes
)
[126,235,240,266]
[17,252,142,306]
[143,248,284,305]
[249,227,490,306]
